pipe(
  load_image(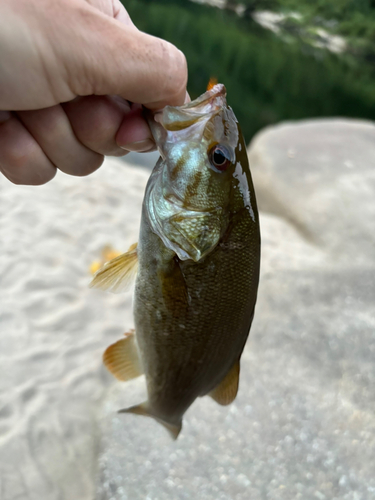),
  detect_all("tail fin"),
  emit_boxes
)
[118,402,182,440]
